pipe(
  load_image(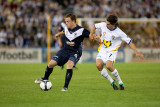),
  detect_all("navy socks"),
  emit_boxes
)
[64,69,73,88]
[43,66,53,80]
